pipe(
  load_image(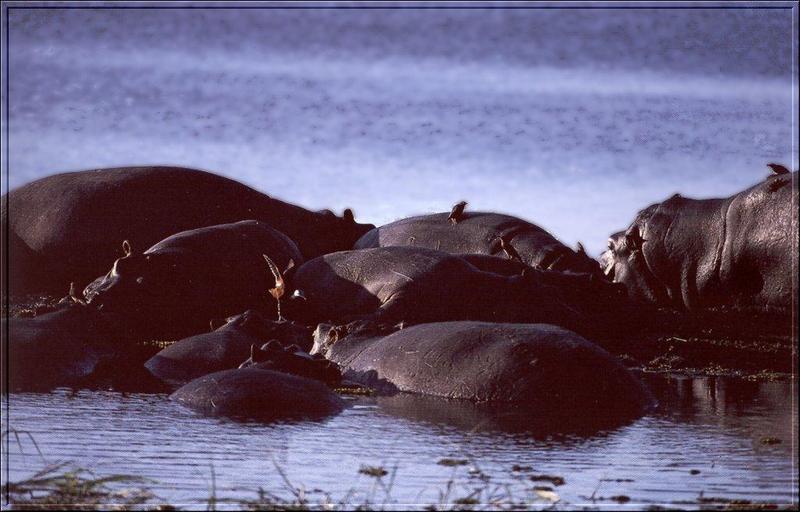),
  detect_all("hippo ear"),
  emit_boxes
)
[576,242,587,255]
[343,208,355,223]
[122,240,132,256]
